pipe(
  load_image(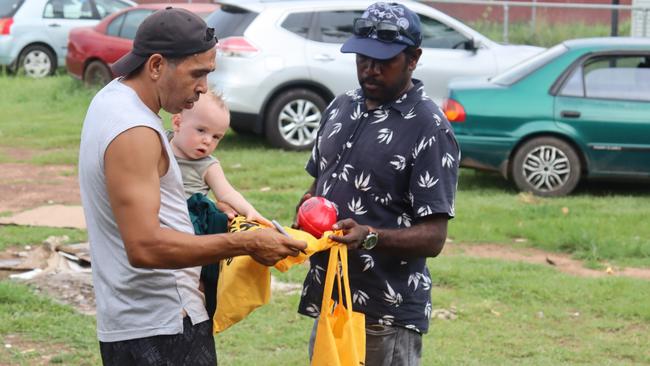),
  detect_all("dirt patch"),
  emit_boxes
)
[444,243,650,280]
[1,334,74,366]
[0,163,80,214]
